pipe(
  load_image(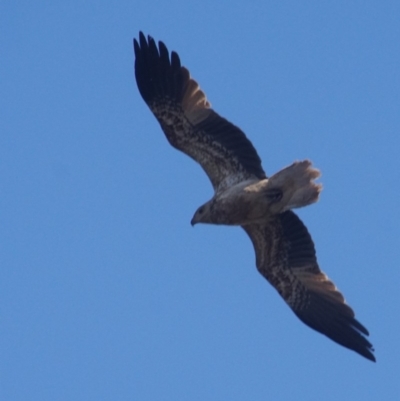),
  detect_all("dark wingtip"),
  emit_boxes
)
[353,324,375,362]
[133,31,147,56]
[294,301,376,362]
[171,51,181,69]
[359,343,376,362]
[139,31,146,44]
[354,326,375,362]
[367,351,376,362]
[133,38,139,55]
[134,31,185,106]
[158,40,169,61]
